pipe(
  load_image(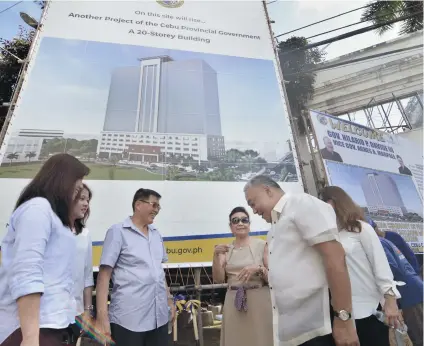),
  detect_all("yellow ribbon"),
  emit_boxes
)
[173,299,202,342]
